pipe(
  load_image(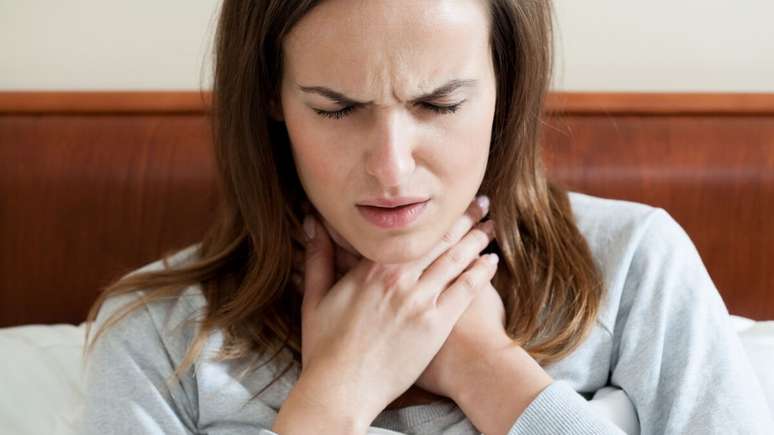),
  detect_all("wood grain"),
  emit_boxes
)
[1,92,772,325]
[4,91,774,115]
